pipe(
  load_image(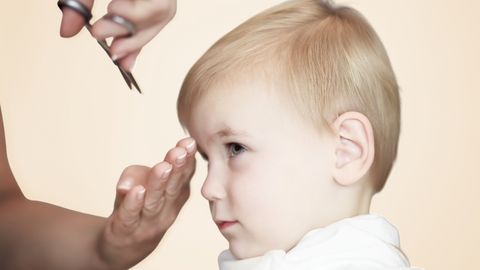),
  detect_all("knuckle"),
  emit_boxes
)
[120,165,150,182]
[107,0,132,15]
[152,162,170,175]
[165,184,181,198]
[143,197,166,214]
[165,147,183,163]
[107,1,120,14]
[125,201,142,213]
[165,168,194,198]
[154,0,176,17]
[176,137,192,148]
[165,182,190,200]
[89,25,102,39]
[117,215,137,231]
[123,164,141,174]
[180,162,196,180]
